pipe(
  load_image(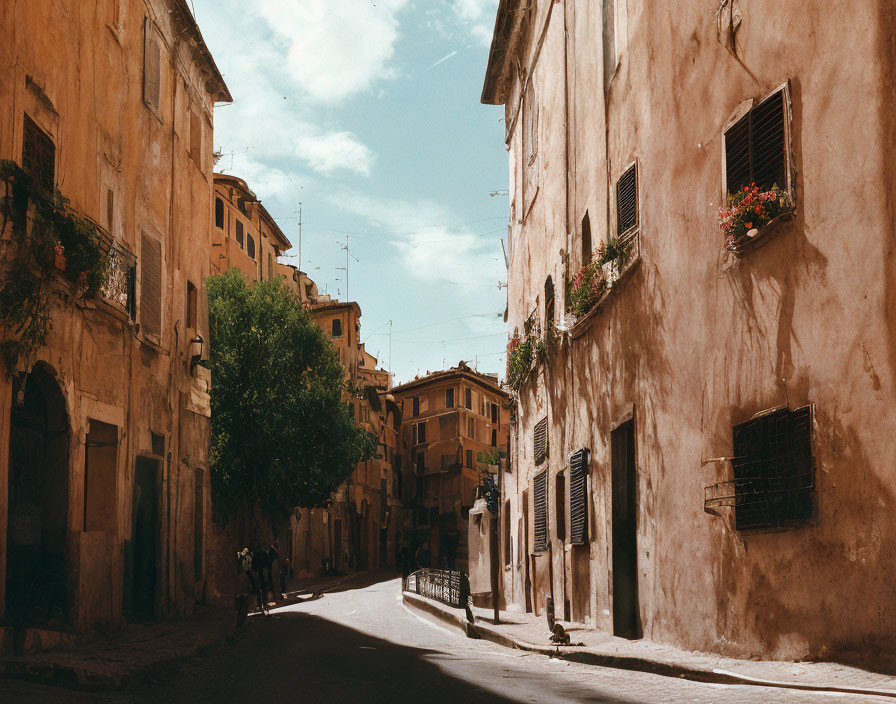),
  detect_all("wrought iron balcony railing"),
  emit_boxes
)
[407,568,470,608]
[92,227,137,318]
